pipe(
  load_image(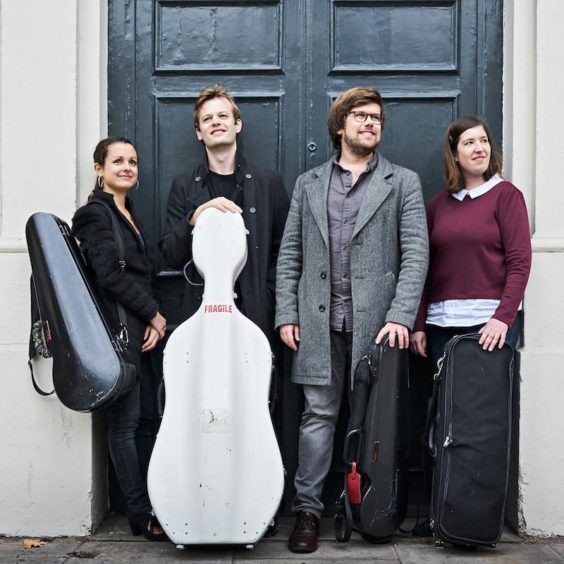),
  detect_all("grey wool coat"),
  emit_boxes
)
[275,153,429,386]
